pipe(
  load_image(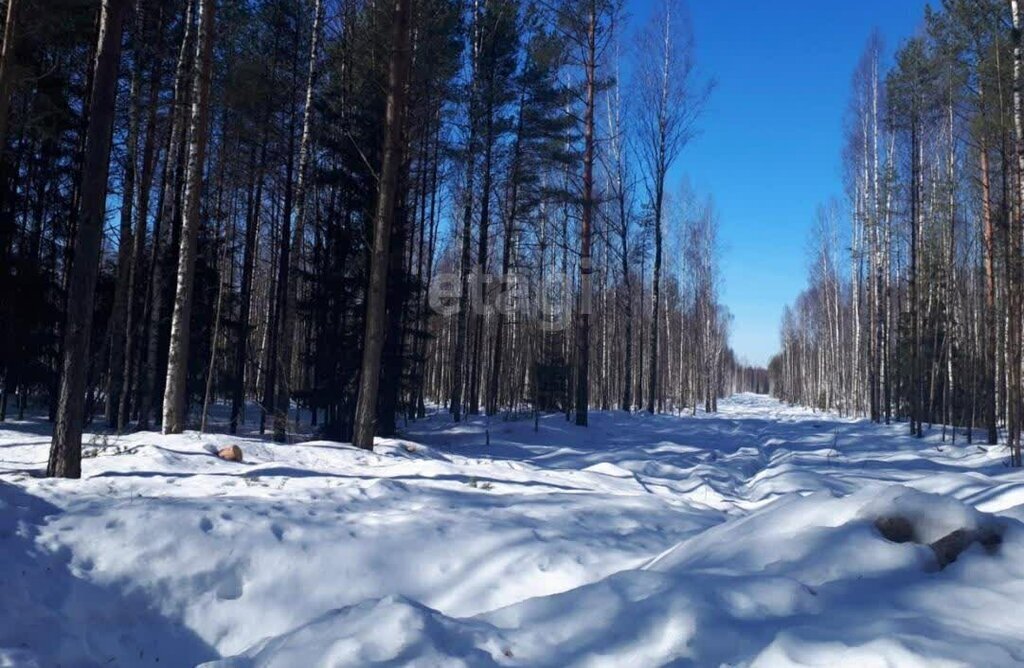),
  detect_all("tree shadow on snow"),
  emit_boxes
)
[0,480,217,666]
